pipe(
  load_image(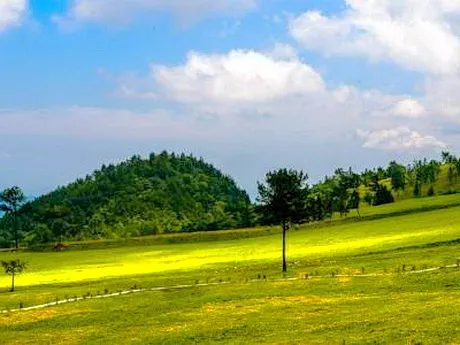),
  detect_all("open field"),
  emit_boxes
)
[2,195,460,344]
[3,271,460,345]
